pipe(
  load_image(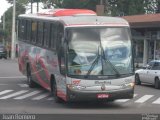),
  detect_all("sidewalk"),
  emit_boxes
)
[0,57,18,63]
